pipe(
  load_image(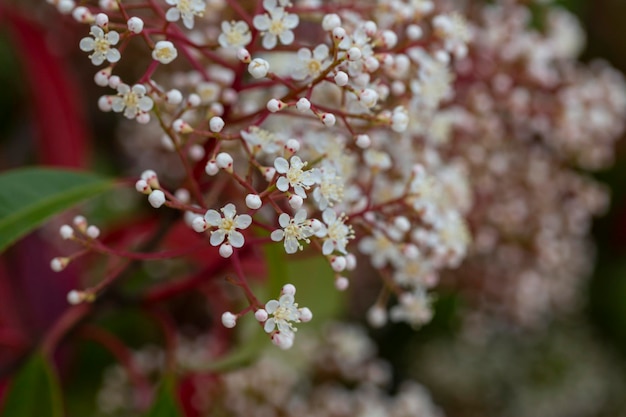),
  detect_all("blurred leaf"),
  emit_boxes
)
[143,377,182,417]
[1,353,63,417]
[0,168,114,253]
